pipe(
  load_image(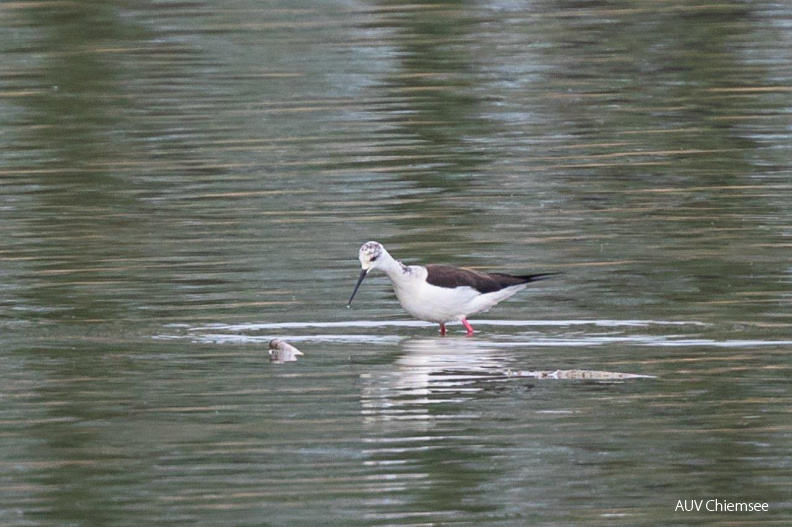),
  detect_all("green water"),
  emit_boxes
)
[1,1,790,525]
